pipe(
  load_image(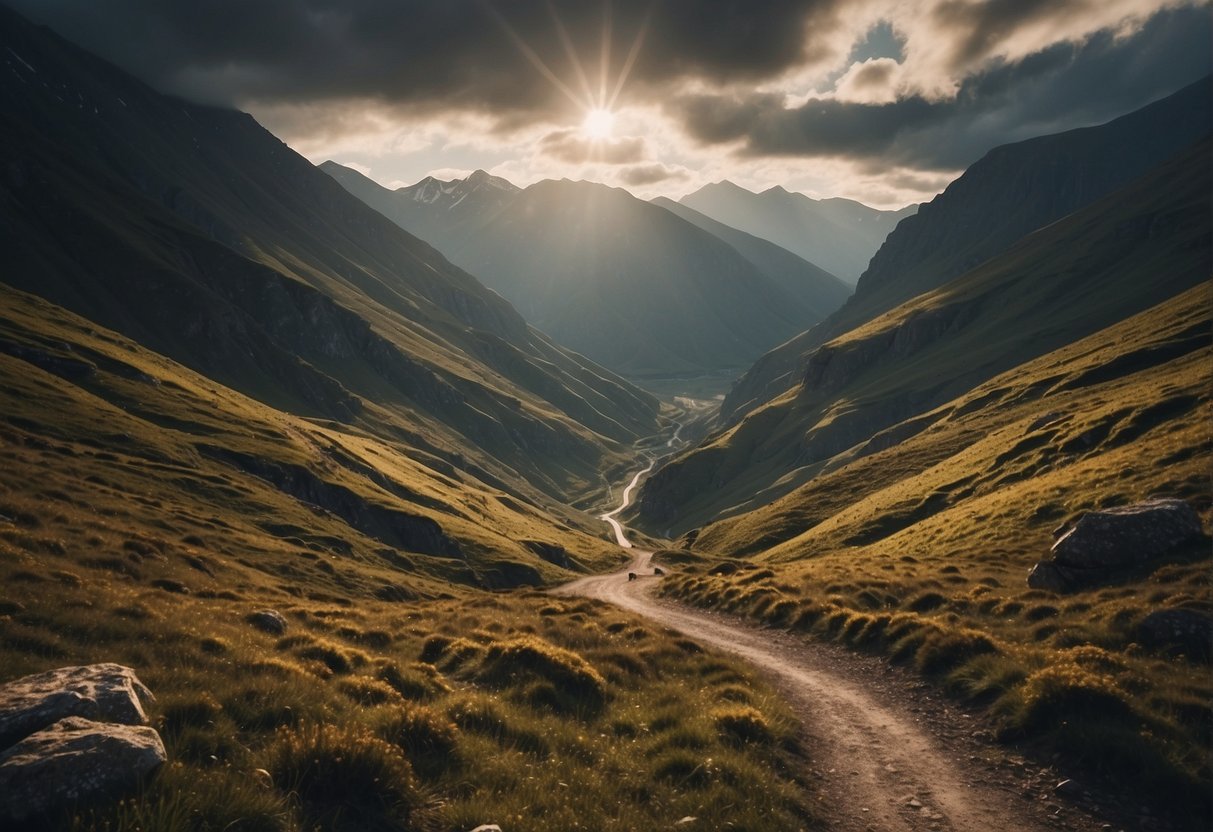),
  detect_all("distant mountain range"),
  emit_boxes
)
[324,166,853,379]
[679,181,917,285]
